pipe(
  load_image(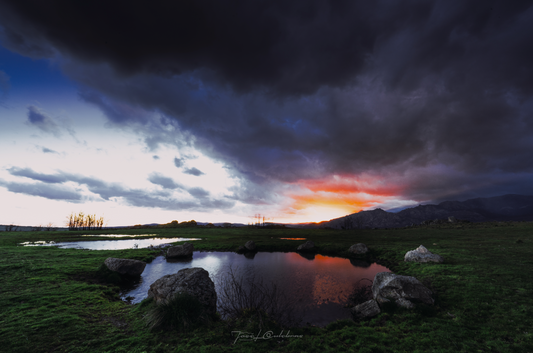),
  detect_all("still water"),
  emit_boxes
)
[21,238,201,250]
[123,251,390,326]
